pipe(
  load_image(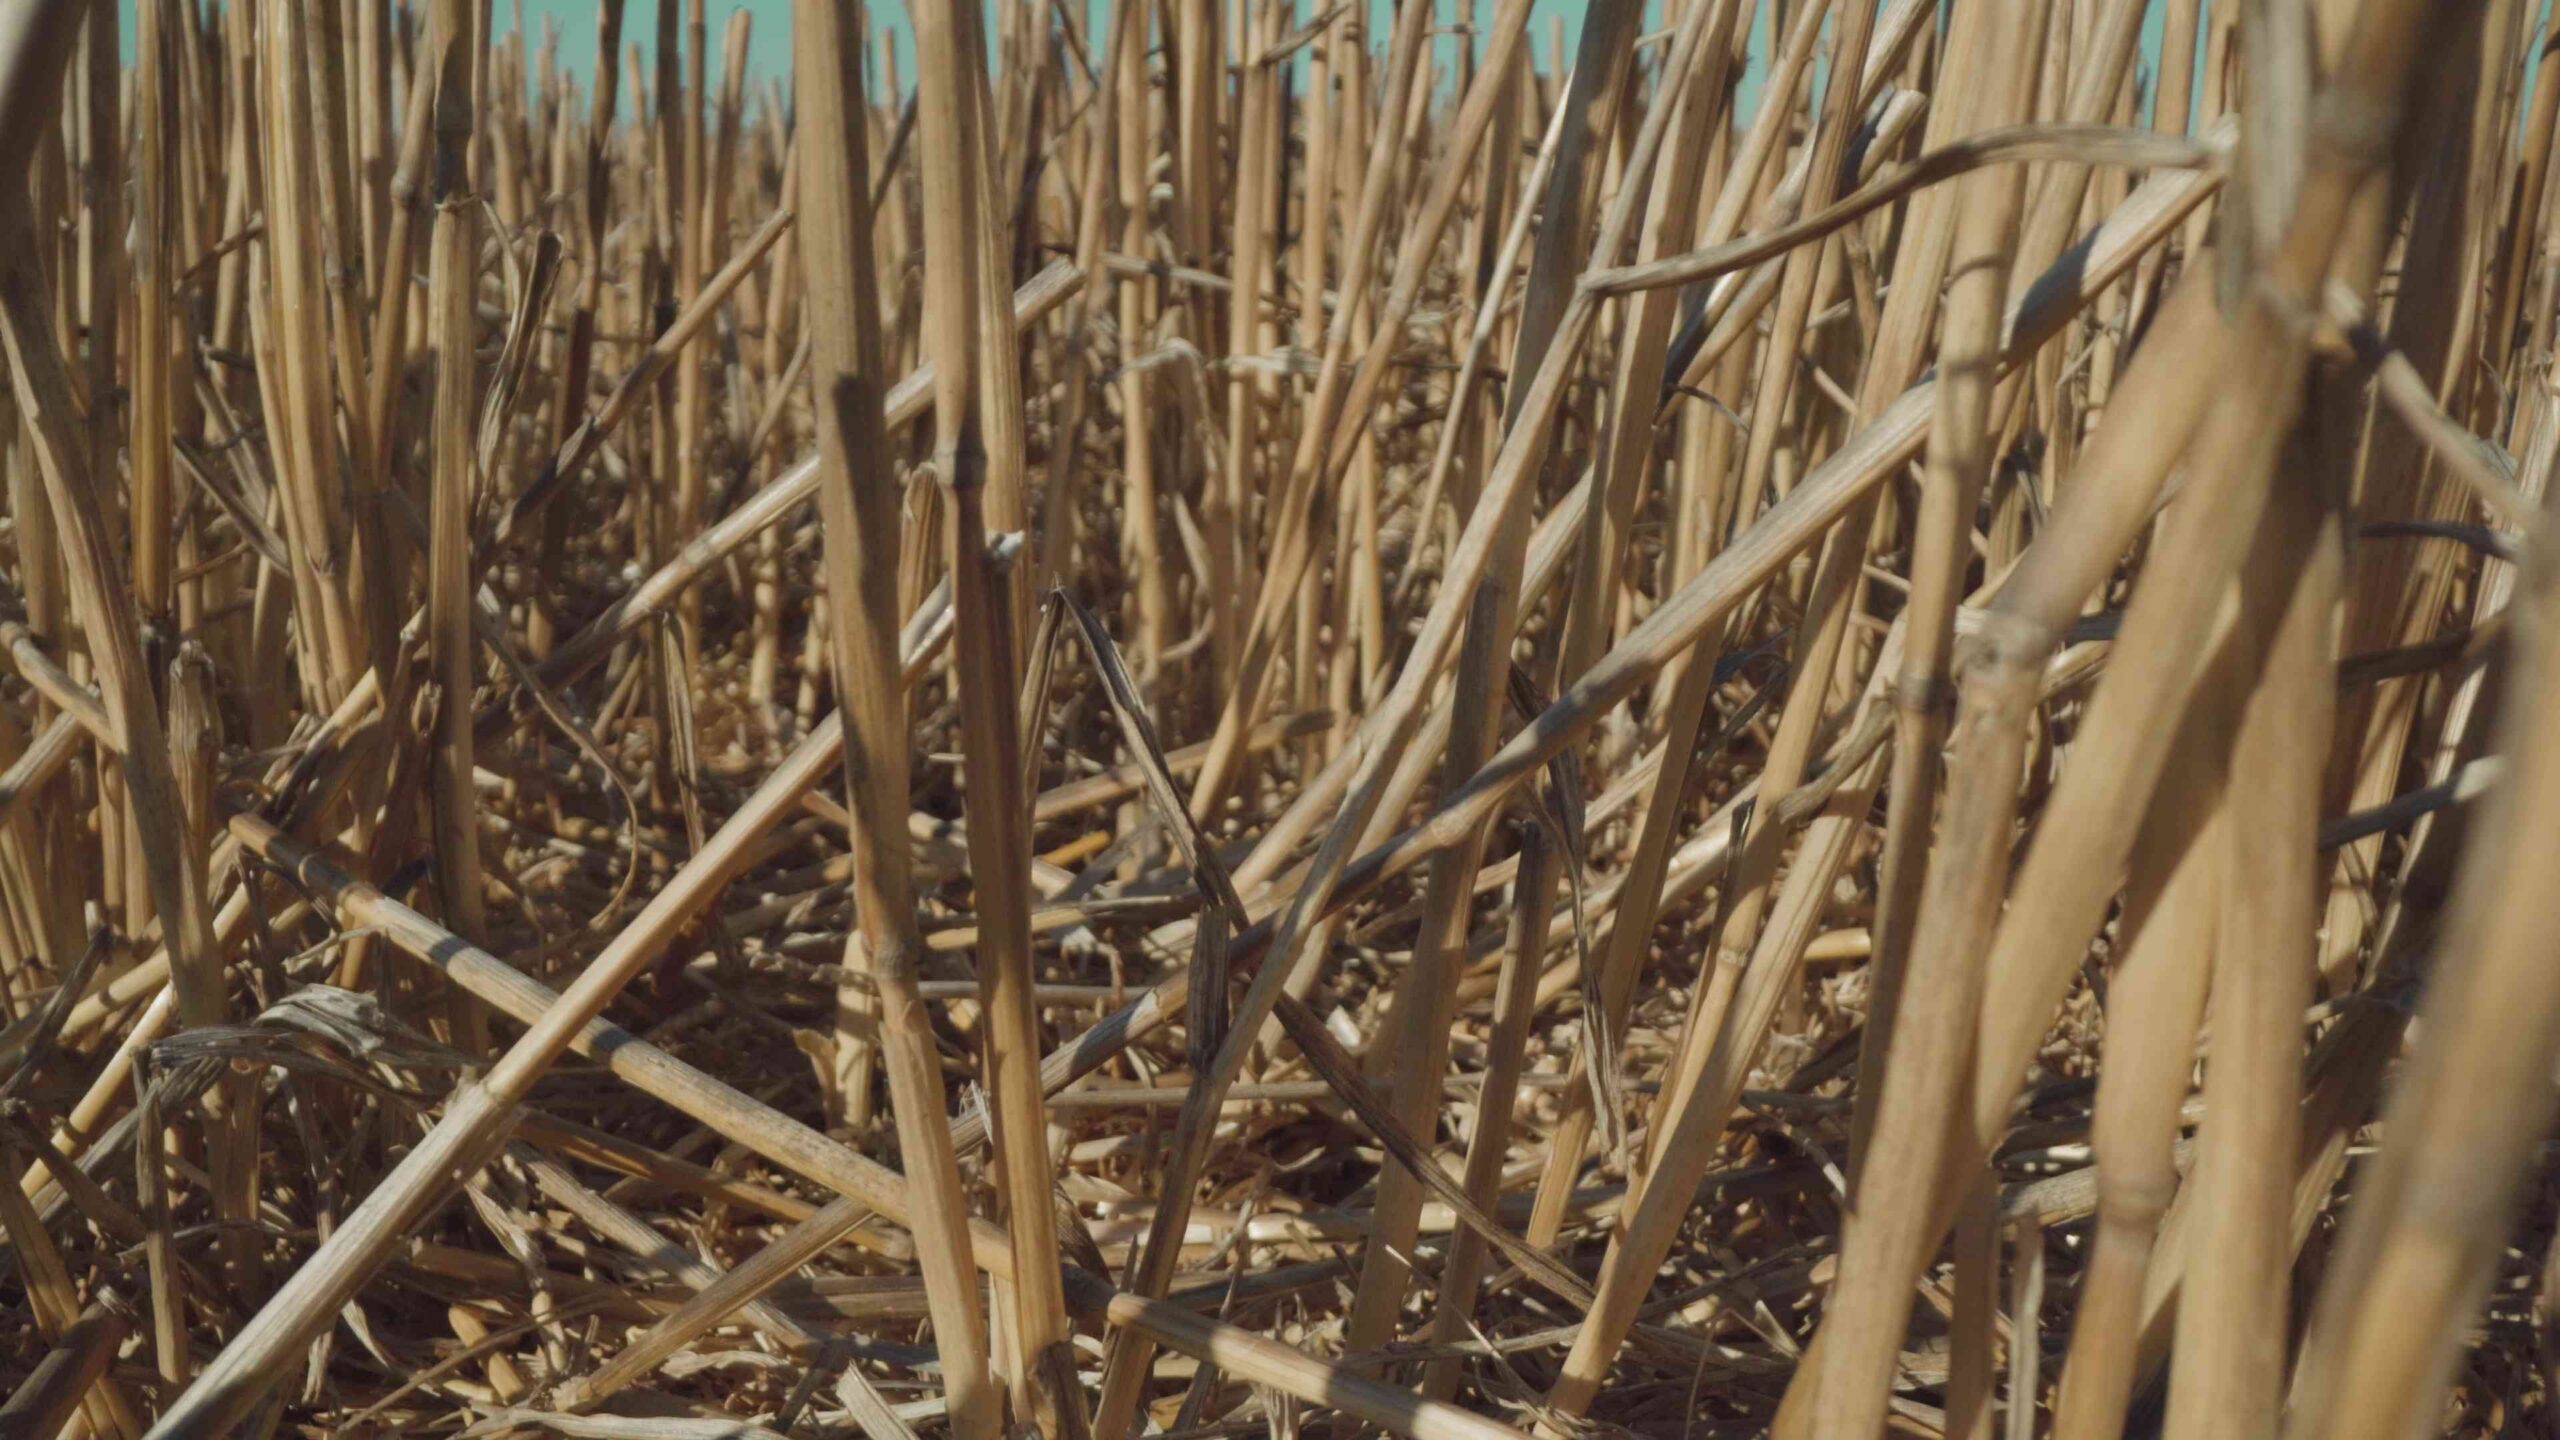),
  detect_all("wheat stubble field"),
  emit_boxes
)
[0,0,2551,1434]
